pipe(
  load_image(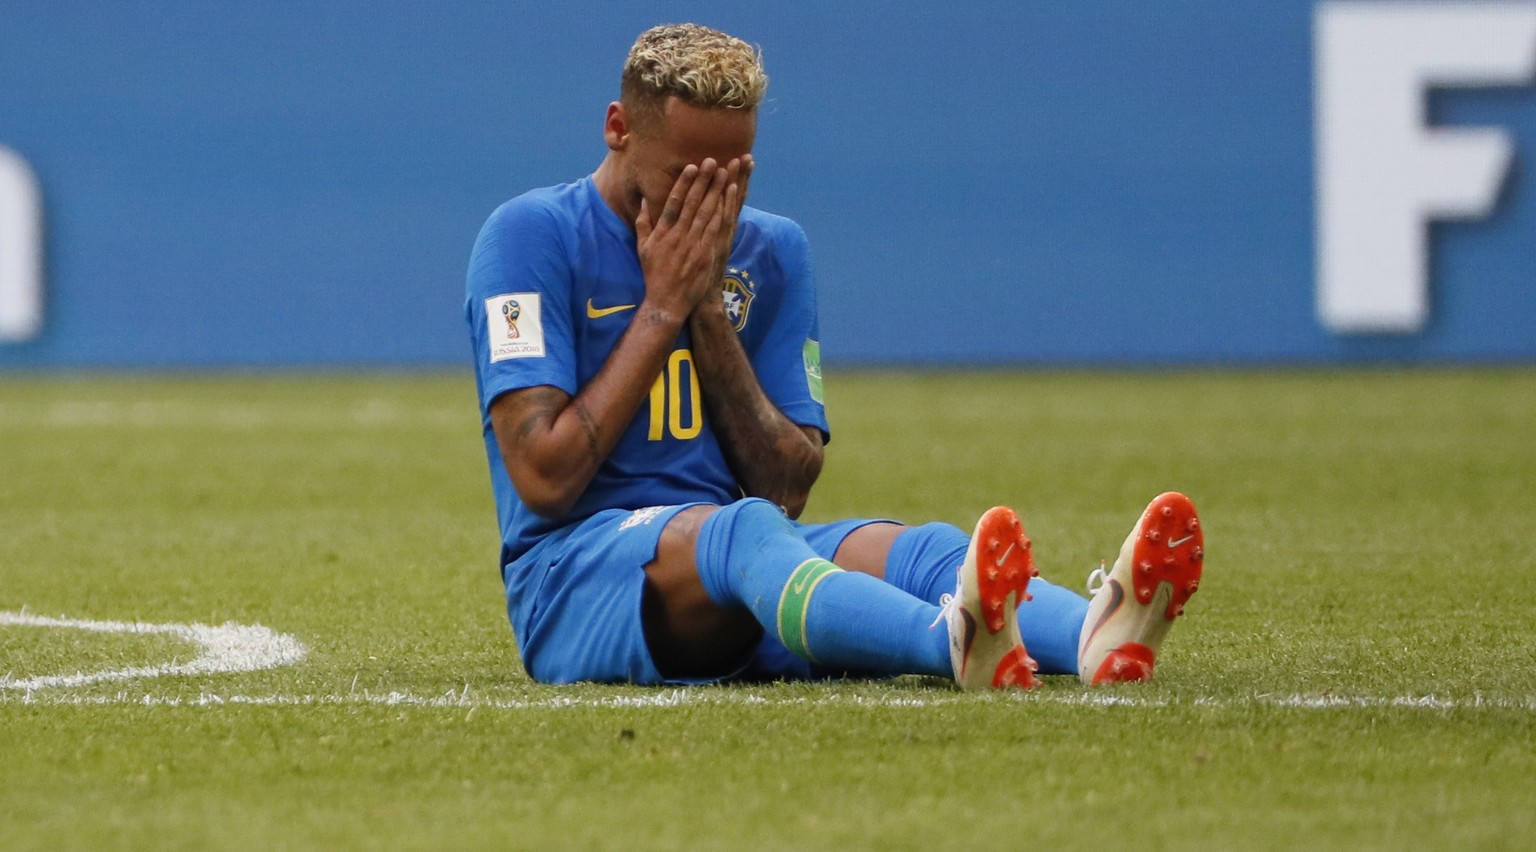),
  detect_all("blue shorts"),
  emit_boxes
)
[504,503,889,684]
